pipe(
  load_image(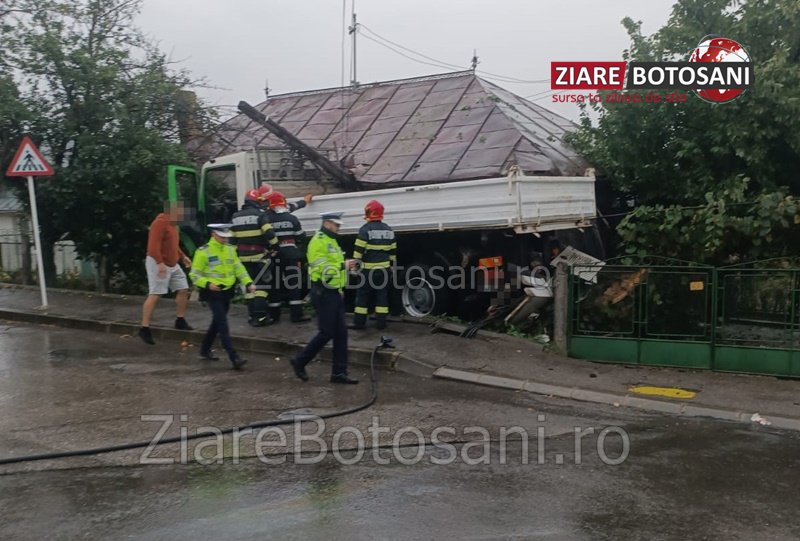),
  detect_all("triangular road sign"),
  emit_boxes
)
[6,136,54,177]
